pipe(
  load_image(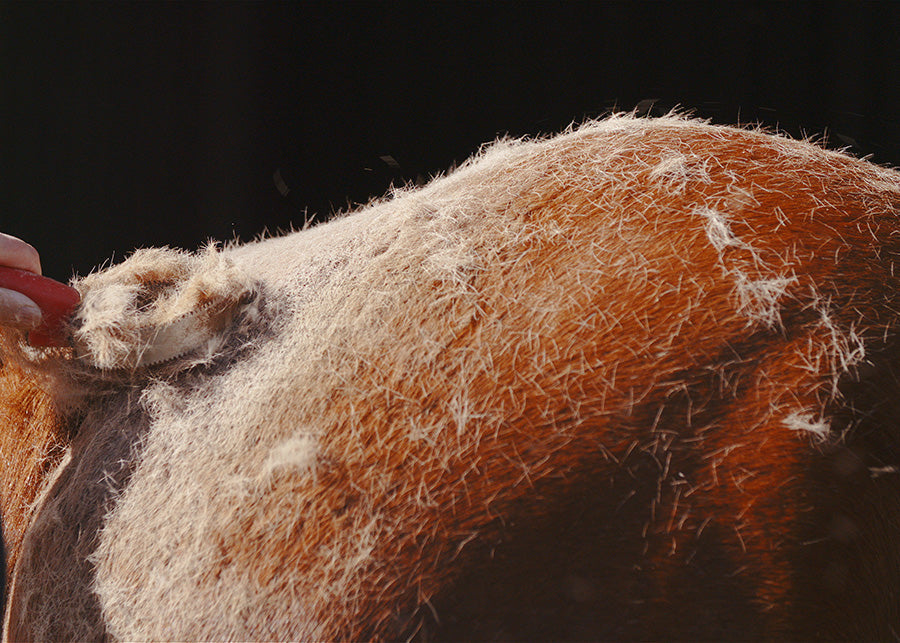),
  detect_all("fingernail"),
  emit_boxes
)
[0,288,43,330]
